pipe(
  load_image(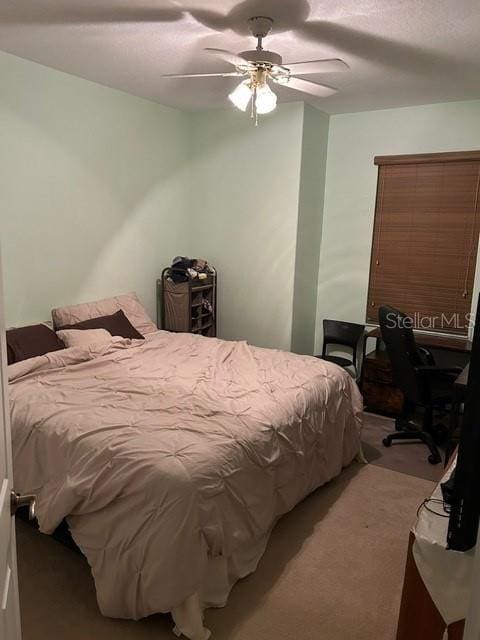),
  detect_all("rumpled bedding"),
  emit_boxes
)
[8,331,362,623]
